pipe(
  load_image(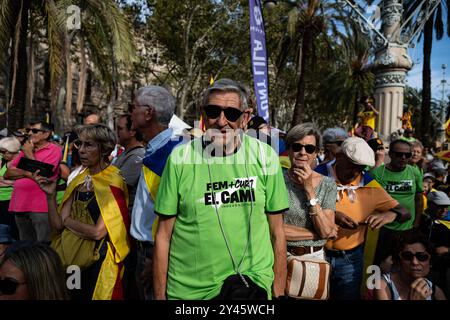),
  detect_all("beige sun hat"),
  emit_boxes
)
[341,137,375,167]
